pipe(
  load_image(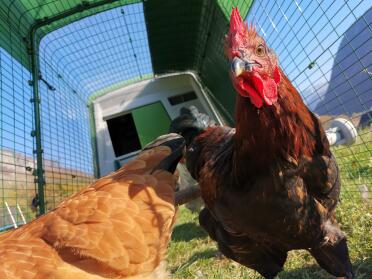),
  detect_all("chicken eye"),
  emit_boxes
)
[256,44,266,56]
